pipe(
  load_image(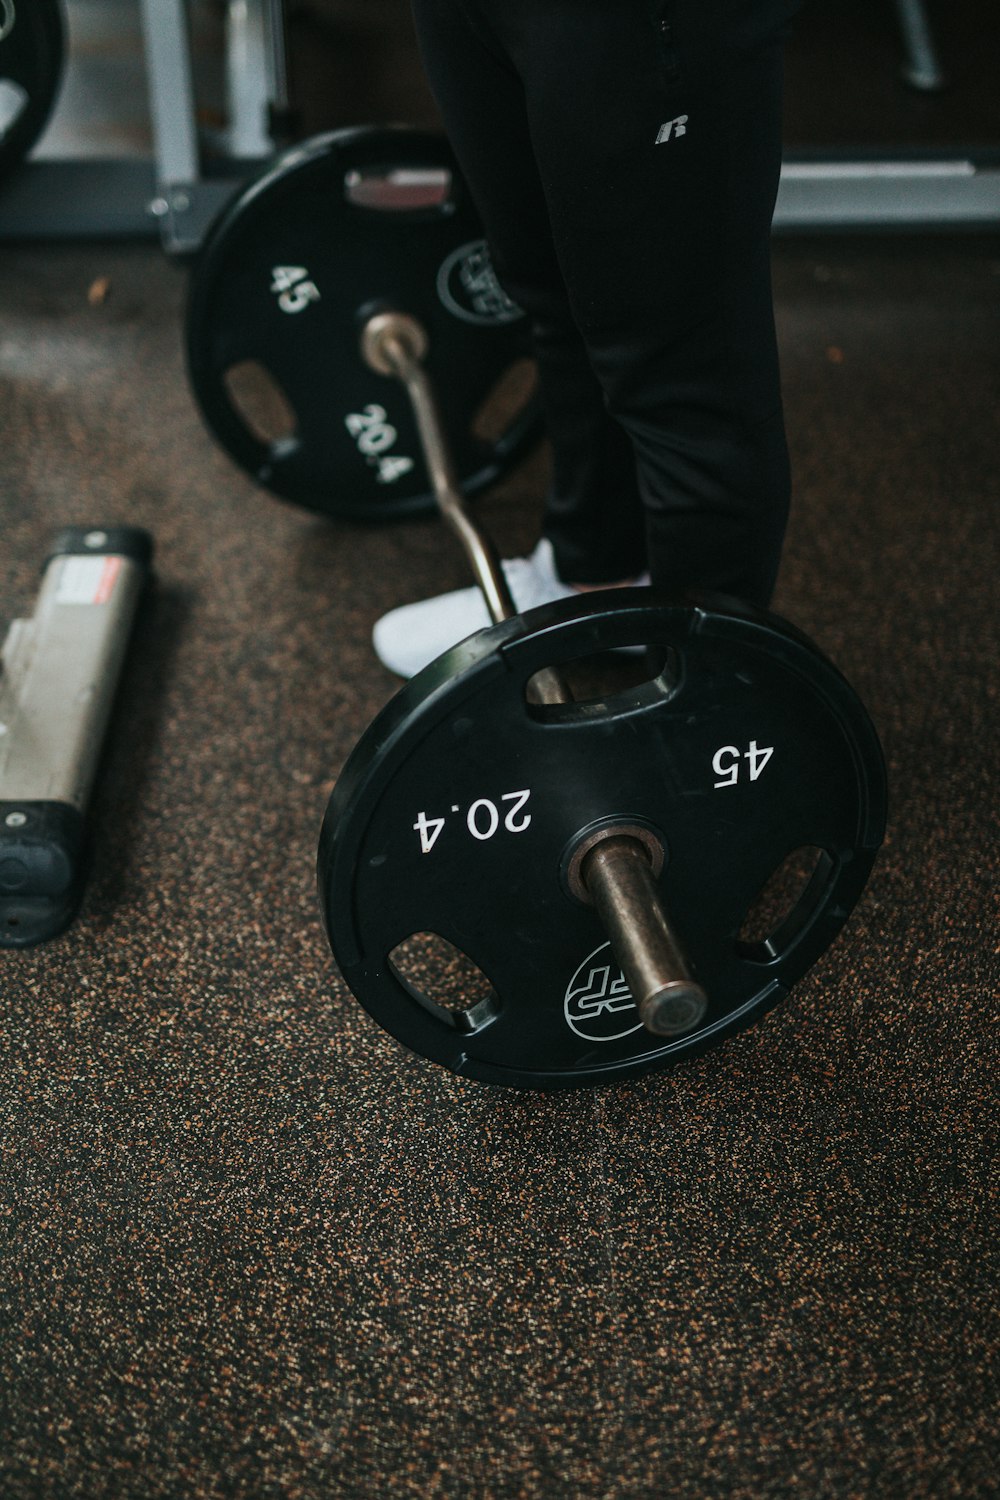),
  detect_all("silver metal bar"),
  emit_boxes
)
[360,311,708,1033]
[265,0,291,112]
[137,0,200,189]
[894,0,946,91]
[773,157,1000,230]
[582,838,708,1037]
[361,311,520,631]
[226,0,274,159]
